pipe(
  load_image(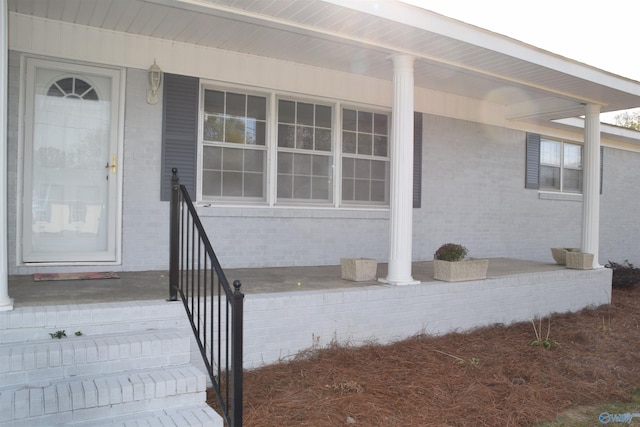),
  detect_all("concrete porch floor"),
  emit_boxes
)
[7,258,566,307]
